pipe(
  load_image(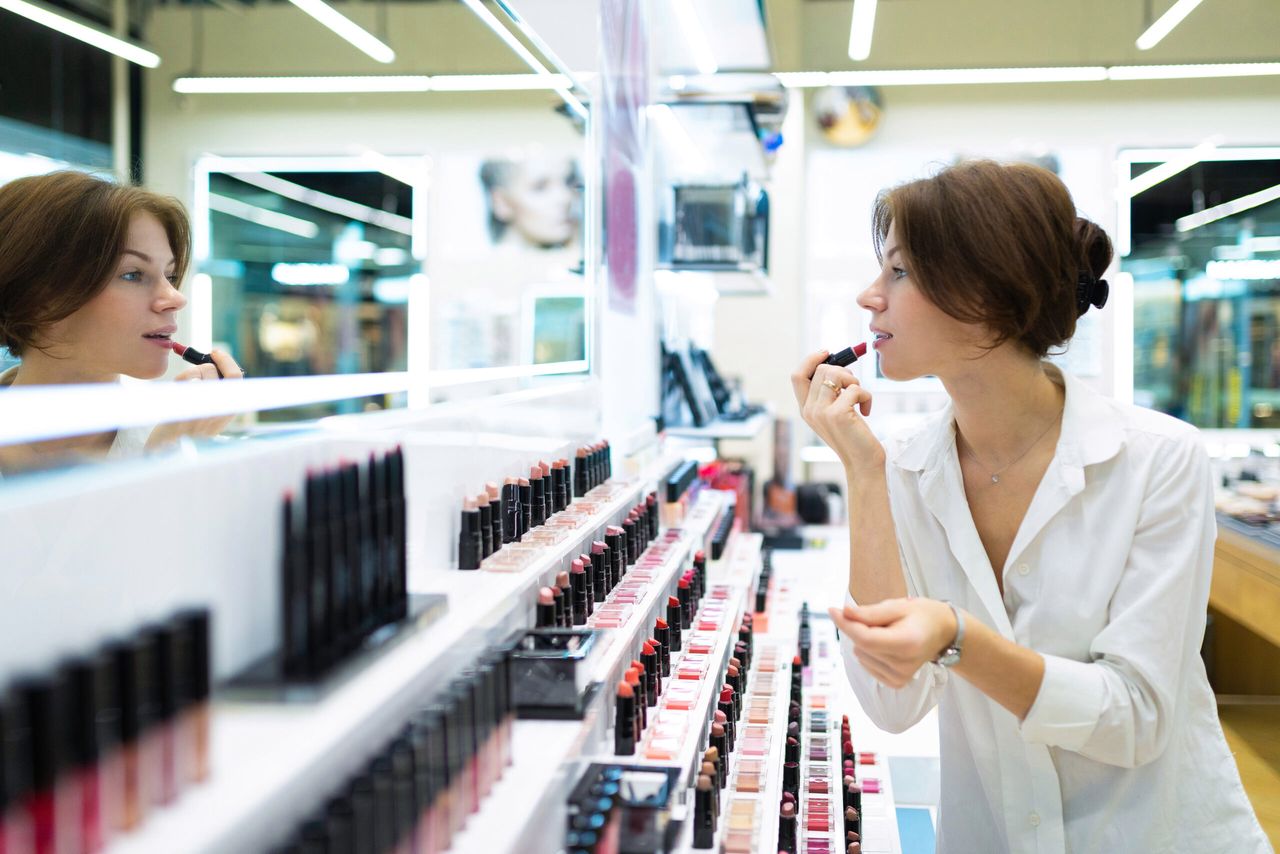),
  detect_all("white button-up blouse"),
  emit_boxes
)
[839,366,1271,854]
